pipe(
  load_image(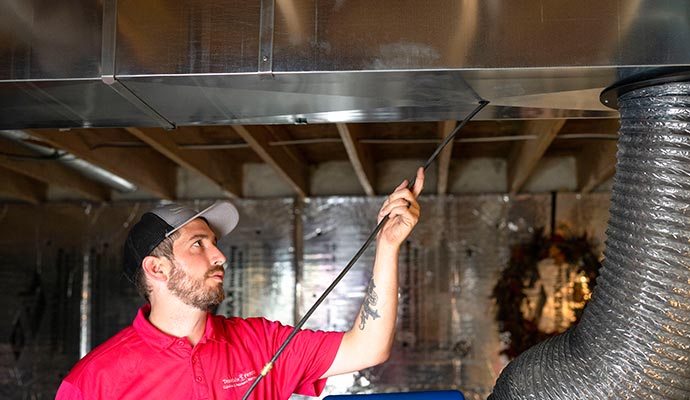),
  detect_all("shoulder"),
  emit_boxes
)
[214,314,282,336]
[56,379,84,400]
[63,325,141,383]
[212,314,342,349]
[213,315,306,344]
